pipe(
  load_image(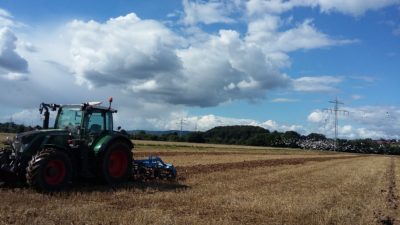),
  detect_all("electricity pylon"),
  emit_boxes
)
[324,97,349,151]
